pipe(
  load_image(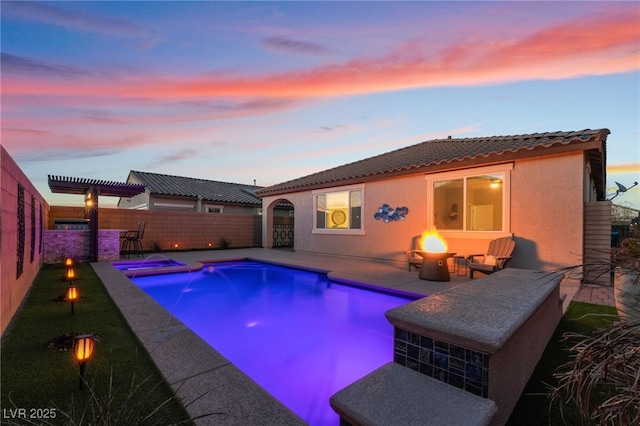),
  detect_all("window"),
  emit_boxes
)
[428,164,511,234]
[206,205,224,213]
[313,185,364,234]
